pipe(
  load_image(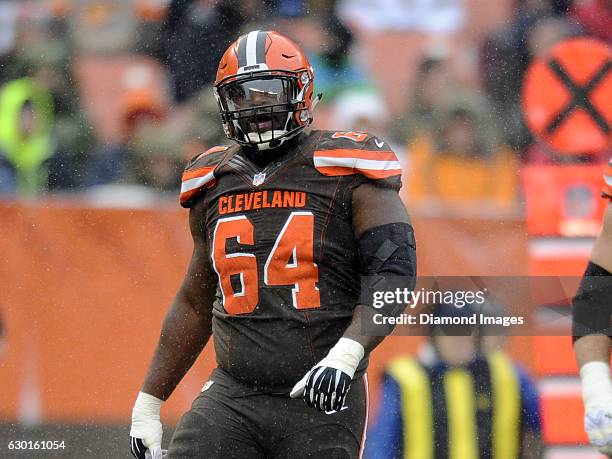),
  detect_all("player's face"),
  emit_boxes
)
[443,117,477,156]
[221,77,295,141]
[481,335,507,353]
[433,334,476,367]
